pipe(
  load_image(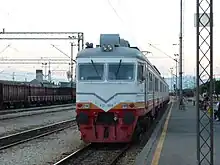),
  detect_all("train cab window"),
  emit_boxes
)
[108,63,134,80]
[137,64,144,81]
[78,63,104,80]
